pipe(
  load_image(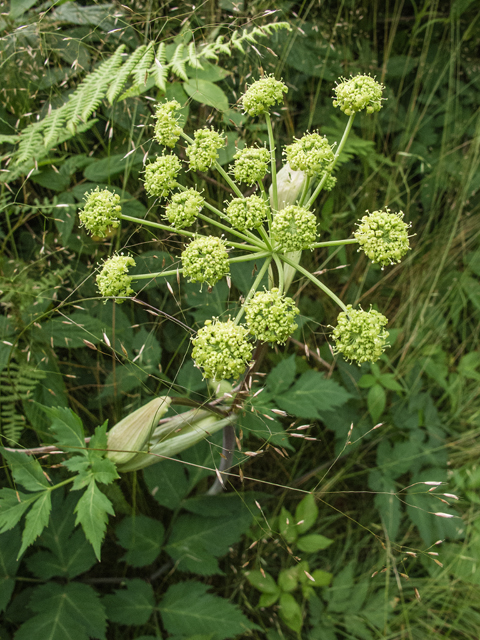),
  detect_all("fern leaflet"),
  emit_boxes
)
[169,43,188,81]
[132,42,155,87]
[151,42,168,92]
[106,45,146,104]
